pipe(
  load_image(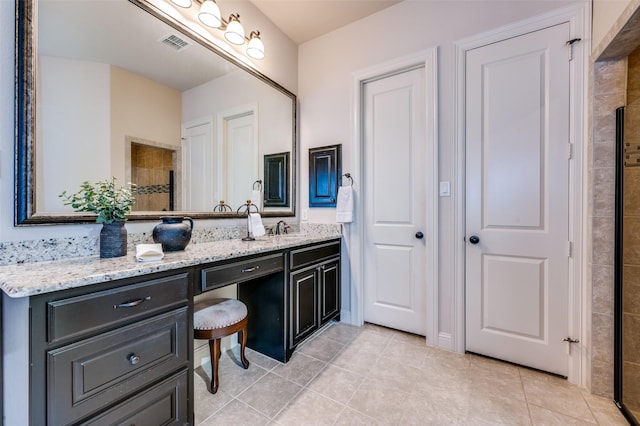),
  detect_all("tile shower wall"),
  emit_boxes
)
[131,143,174,212]
[622,46,640,417]
[592,58,626,398]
